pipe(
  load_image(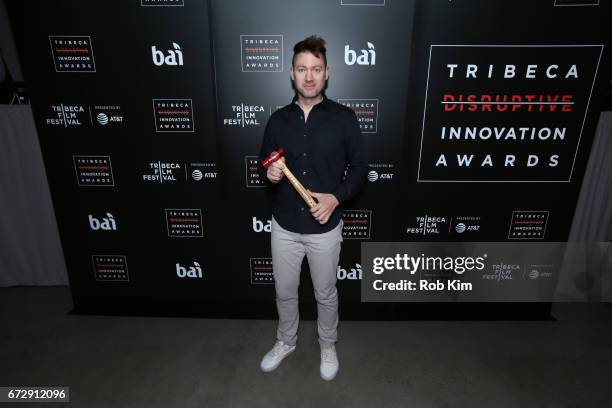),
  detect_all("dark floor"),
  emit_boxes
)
[1,286,611,408]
